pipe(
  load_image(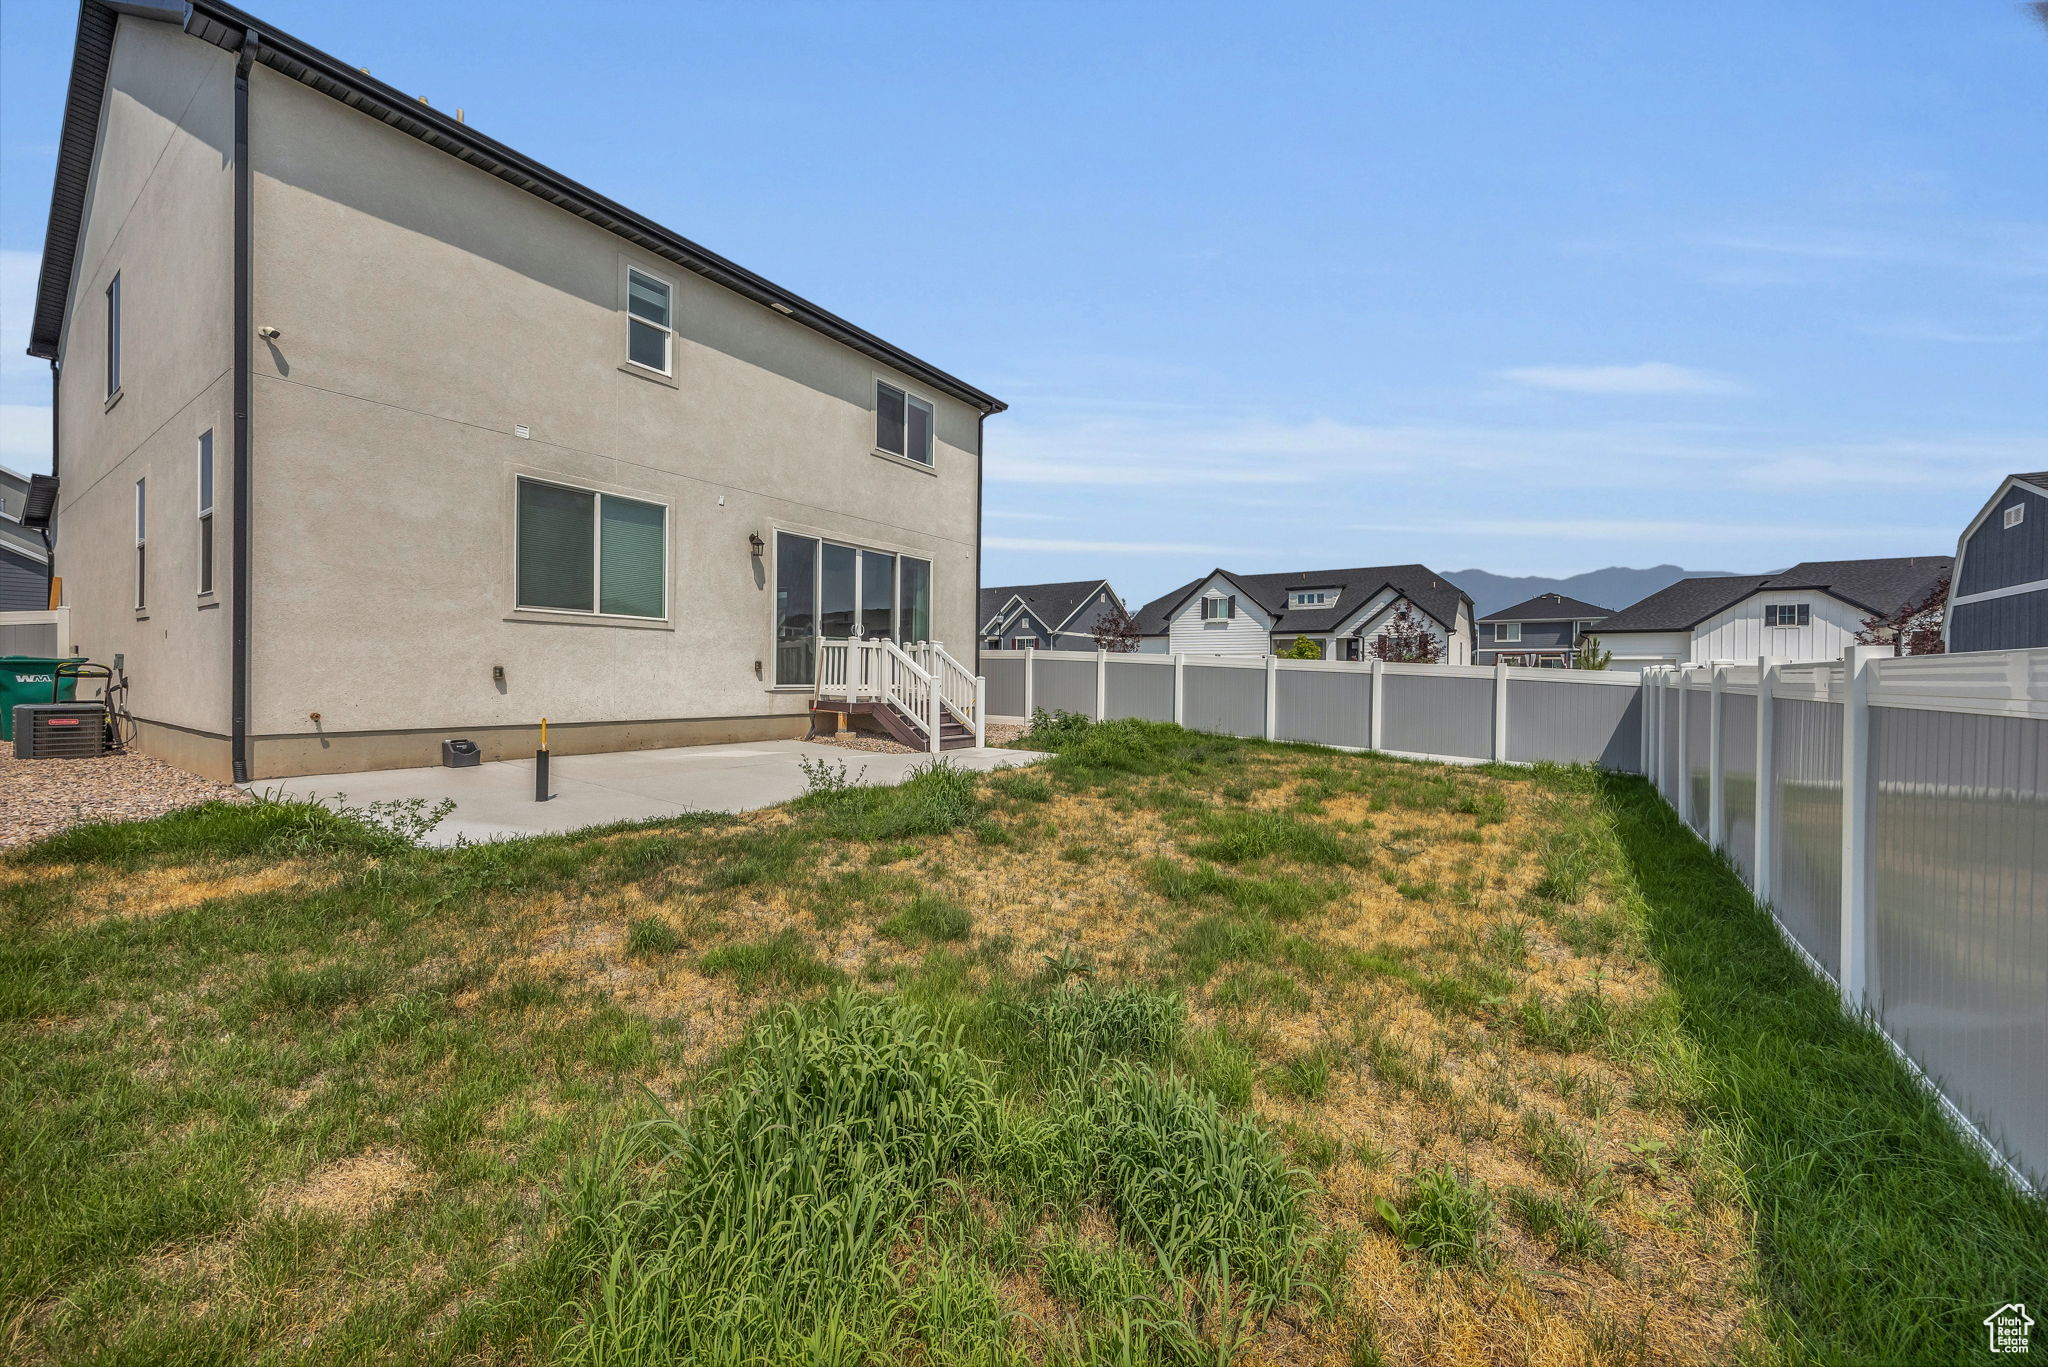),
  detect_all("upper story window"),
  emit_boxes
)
[626,268,673,374]
[2005,503,2027,530]
[1494,621,1521,642]
[1764,603,1810,628]
[875,381,934,465]
[1200,592,1236,621]
[516,476,667,619]
[105,273,122,398]
[1289,589,1336,608]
